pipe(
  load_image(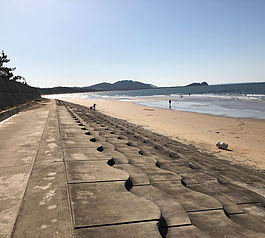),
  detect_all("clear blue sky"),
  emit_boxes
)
[1,0,265,87]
